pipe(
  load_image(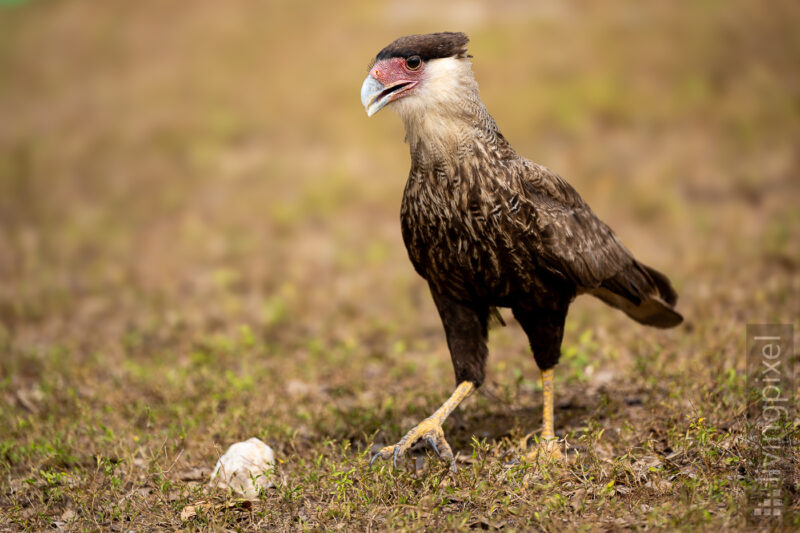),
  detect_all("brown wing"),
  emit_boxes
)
[516,162,682,327]
[514,163,628,287]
